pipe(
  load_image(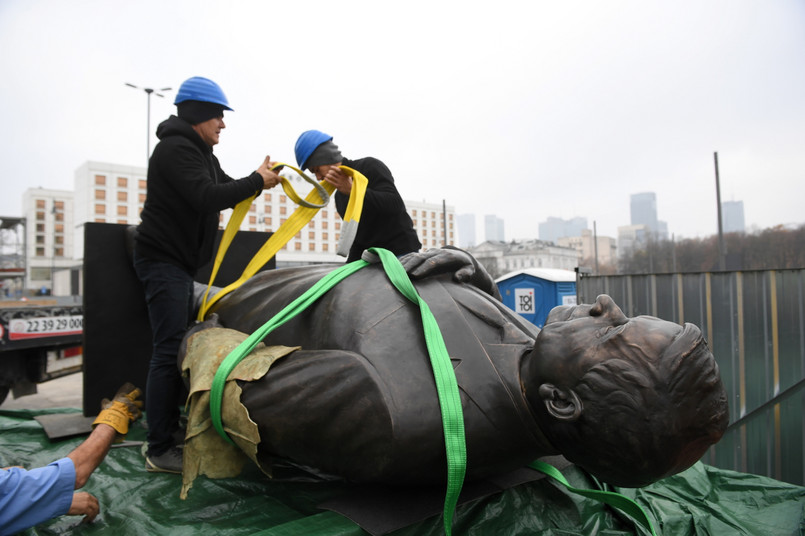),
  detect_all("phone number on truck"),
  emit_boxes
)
[7,316,83,340]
